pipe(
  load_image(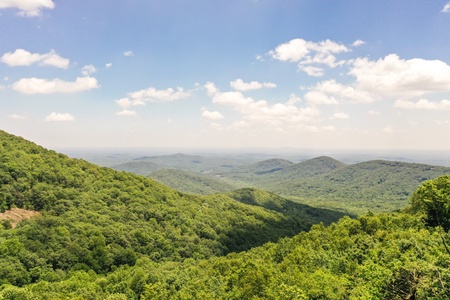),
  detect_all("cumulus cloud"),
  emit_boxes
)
[230,78,277,91]
[81,65,96,76]
[123,50,134,57]
[299,66,324,77]
[394,99,450,110]
[204,82,219,97]
[202,110,224,120]
[45,112,75,122]
[352,40,366,47]
[0,0,55,17]
[12,76,99,94]
[207,82,321,129]
[116,109,137,116]
[125,86,191,103]
[106,63,112,68]
[270,38,349,74]
[305,79,373,105]
[442,2,450,13]
[349,54,450,97]
[1,49,69,68]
